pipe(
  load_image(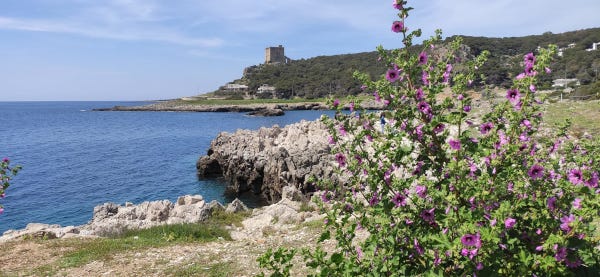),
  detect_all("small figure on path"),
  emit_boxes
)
[380,113,386,133]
